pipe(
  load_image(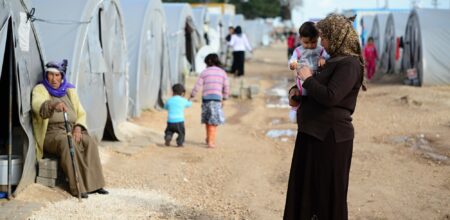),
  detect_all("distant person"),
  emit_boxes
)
[284,14,365,219]
[164,84,192,147]
[225,26,234,42]
[286,31,296,59]
[228,26,253,77]
[364,36,378,80]
[190,53,229,148]
[32,60,108,199]
[287,21,328,123]
[360,18,366,47]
